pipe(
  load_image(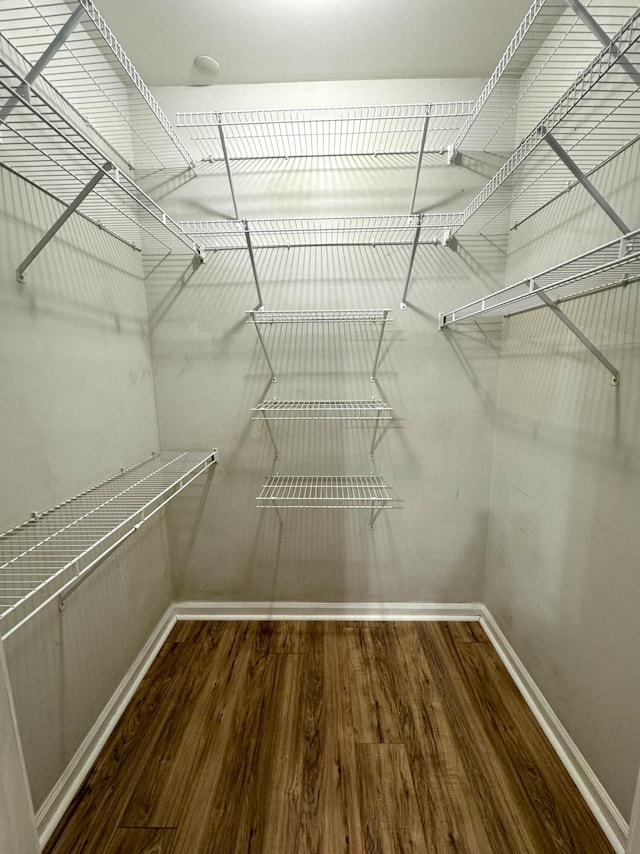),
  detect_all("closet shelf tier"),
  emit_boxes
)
[0,450,217,640]
[456,7,640,236]
[440,228,640,326]
[257,475,392,508]
[251,400,393,420]
[454,1,639,156]
[246,309,392,324]
[0,48,201,259]
[0,0,193,174]
[176,101,473,161]
[181,215,455,251]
